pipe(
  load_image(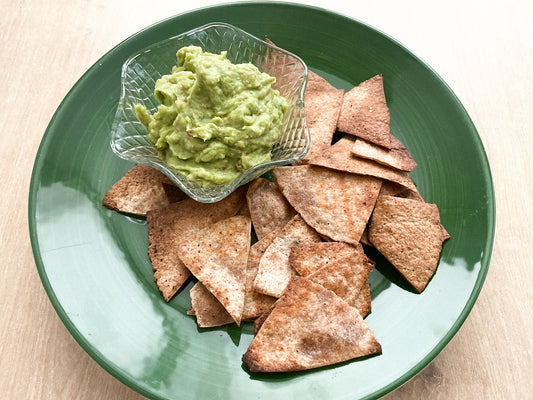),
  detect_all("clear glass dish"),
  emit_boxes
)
[110,22,310,203]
